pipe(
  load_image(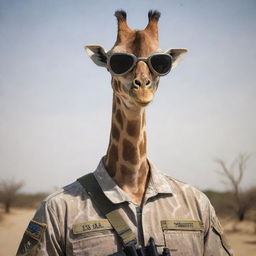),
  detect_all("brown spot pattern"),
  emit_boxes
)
[122,139,138,165]
[120,164,131,176]
[120,165,135,185]
[126,120,140,138]
[112,100,116,114]
[120,164,135,178]
[106,144,118,177]
[116,109,123,129]
[119,165,135,185]
[111,123,120,141]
